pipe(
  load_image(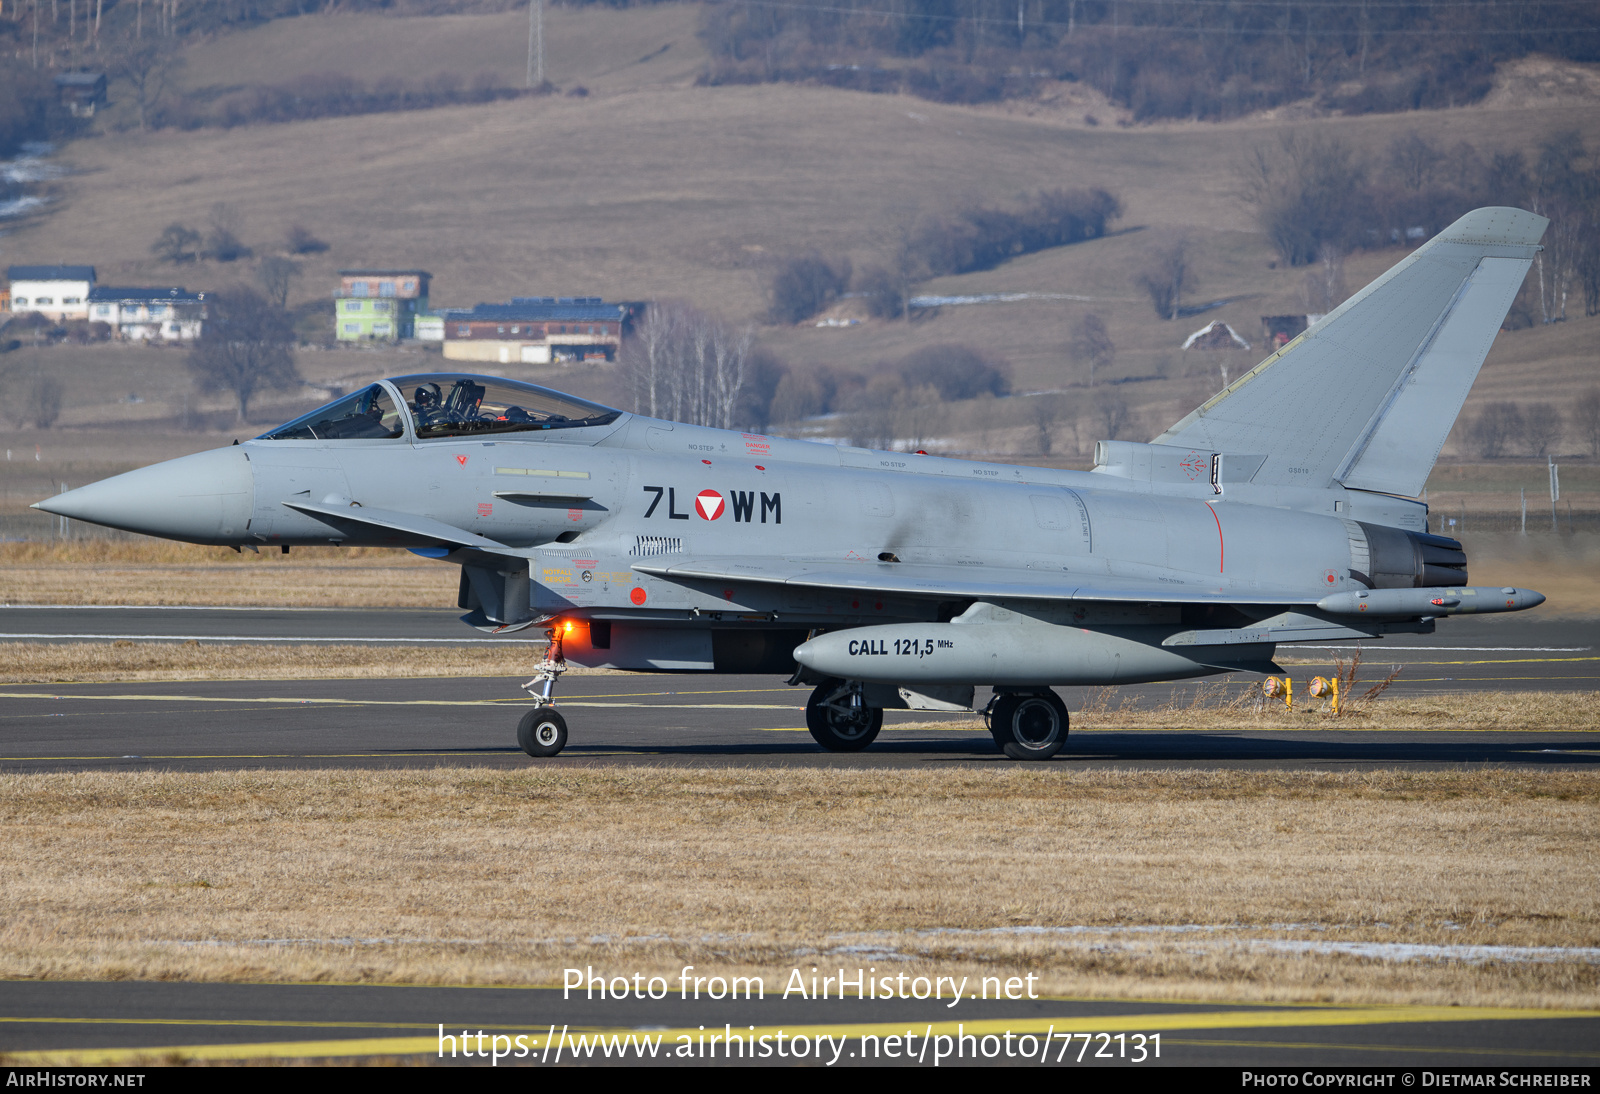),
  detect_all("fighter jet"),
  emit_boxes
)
[36,207,1549,760]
